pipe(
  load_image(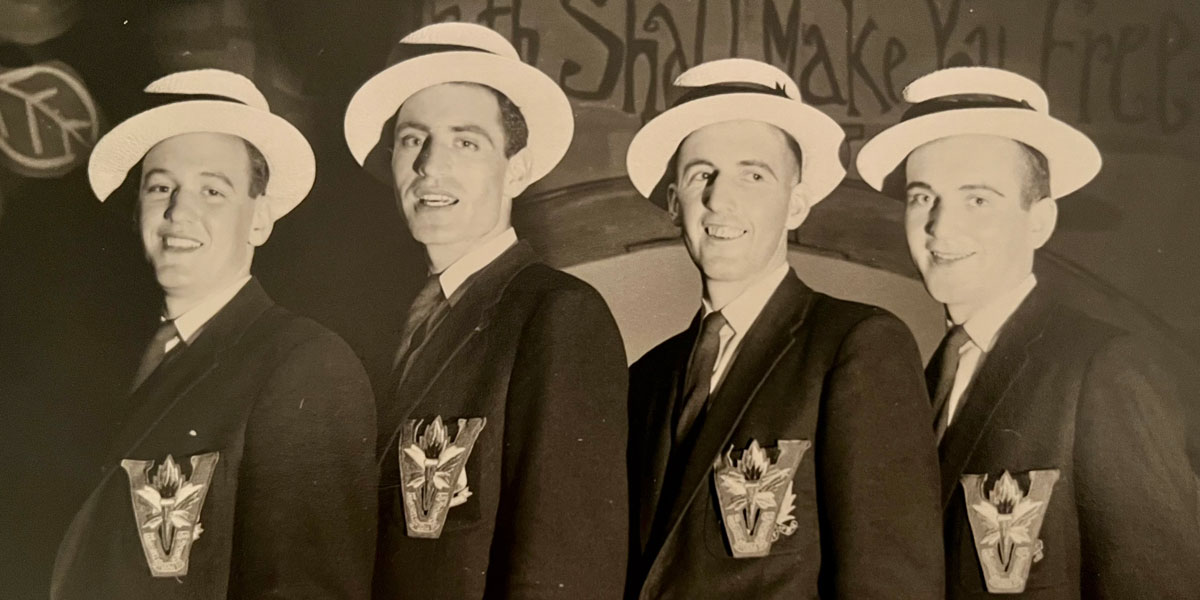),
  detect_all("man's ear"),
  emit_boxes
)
[784,181,812,230]
[1028,196,1058,249]
[665,182,683,226]
[248,197,274,247]
[502,148,533,199]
